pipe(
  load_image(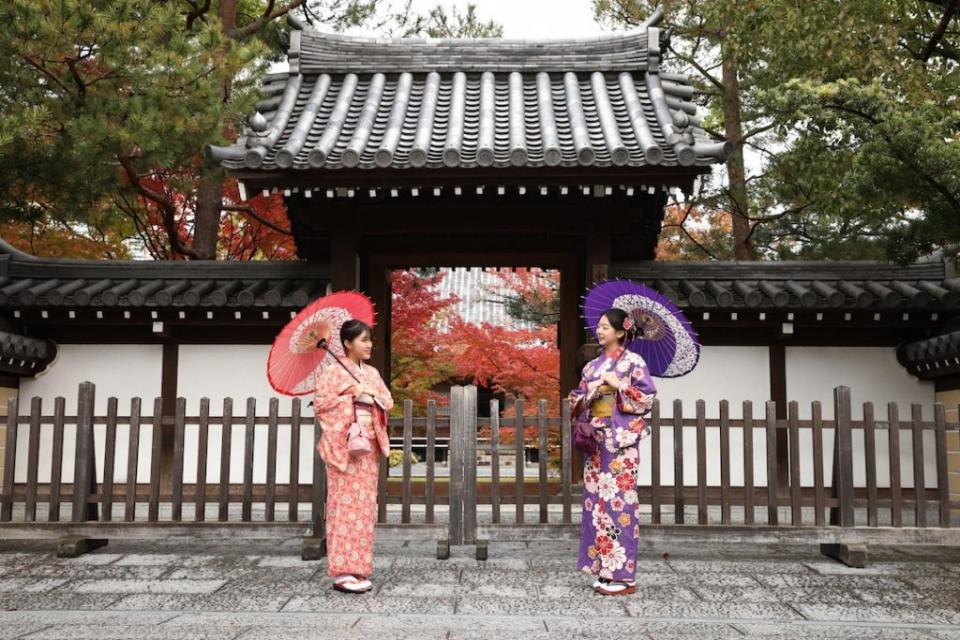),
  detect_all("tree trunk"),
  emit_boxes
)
[720,43,754,260]
[192,169,224,260]
[180,0,240,261]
